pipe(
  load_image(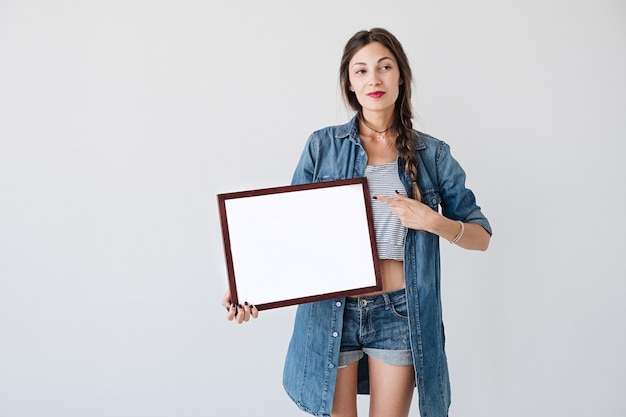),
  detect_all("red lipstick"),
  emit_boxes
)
[367,91,385,98]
